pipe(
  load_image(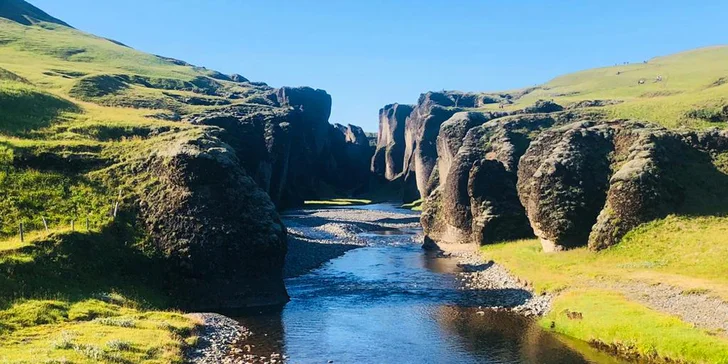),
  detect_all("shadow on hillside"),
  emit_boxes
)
[0,84,80,136]
[0,216,168,310]
[675,144,728,217]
